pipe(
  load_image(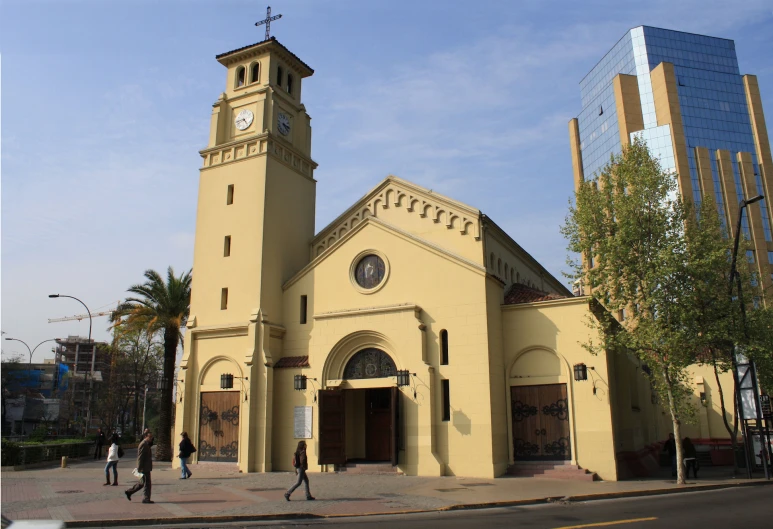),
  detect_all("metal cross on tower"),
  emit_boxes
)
[255,6,282,40]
